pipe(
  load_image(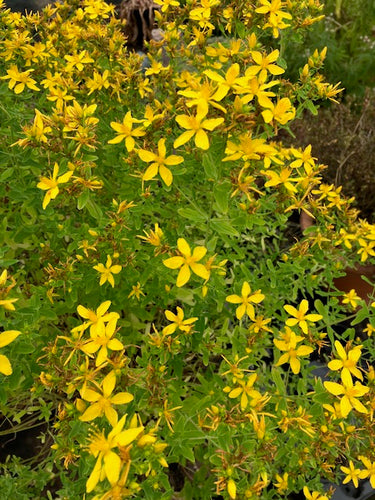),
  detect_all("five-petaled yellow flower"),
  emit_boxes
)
[108,111,146,152]
[342,289,361,309]
[1,65,40,94]
[82,315,124,367]
[328,341,363,382]
[174,109,224,150]
[274,473,288,493]
[163,238,209,287]
[227,373,262,410]
[226,281,265,320]
[93,255,122,287]
[163,306,198,335]
[37,163,73,209]
[324,372,369,418]
[86,415,144,492]
[340,460,362,489]
[274,329,313,374]
[79,371,133,426]
[138,138,183,186]
[262,98,295,125]
[76,301,119,337]
[284,299,322,334]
